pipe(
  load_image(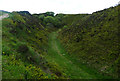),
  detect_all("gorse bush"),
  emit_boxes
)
[58,5,120,78]
[2,5,119,79]
[17,44,29,53]
[2,45,12,56]
[2,11,67,79]
[16,43,40,64]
